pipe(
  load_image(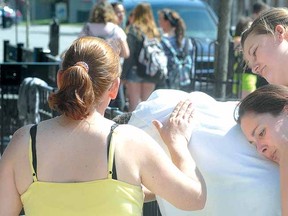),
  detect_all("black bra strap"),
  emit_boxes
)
[30,124,38,179]
[107,123,119,180]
